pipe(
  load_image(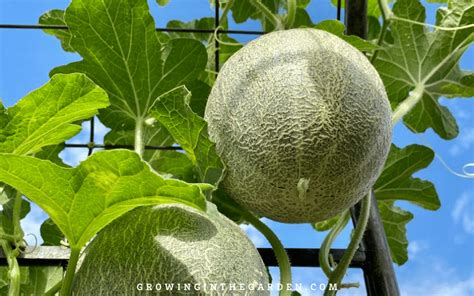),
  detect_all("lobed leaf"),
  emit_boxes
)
[0,74,109,156]
[378,201,413,265]
[38,10,73,52]
[150,86,224,186]
[48,0,207,148]
[374,0,474,139]
[375,144,440,210]
[0,150,207,249]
